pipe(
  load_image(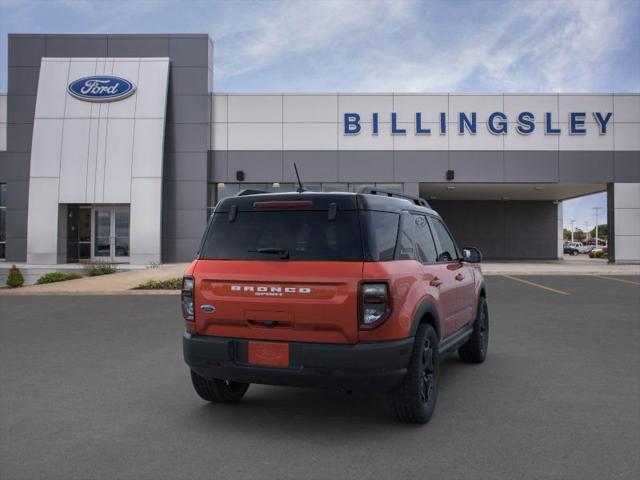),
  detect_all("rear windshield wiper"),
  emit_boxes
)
[248,247,290,259]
